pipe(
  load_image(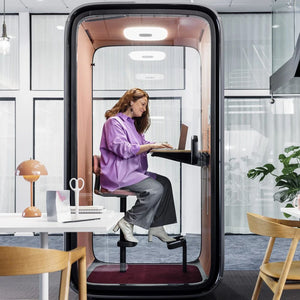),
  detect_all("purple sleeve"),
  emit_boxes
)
[104,118,140,159]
